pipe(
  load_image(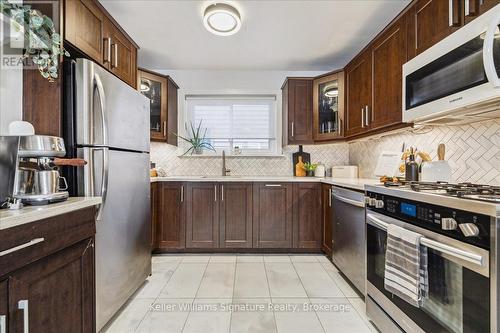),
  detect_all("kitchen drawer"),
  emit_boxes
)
[0,207,96,278]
